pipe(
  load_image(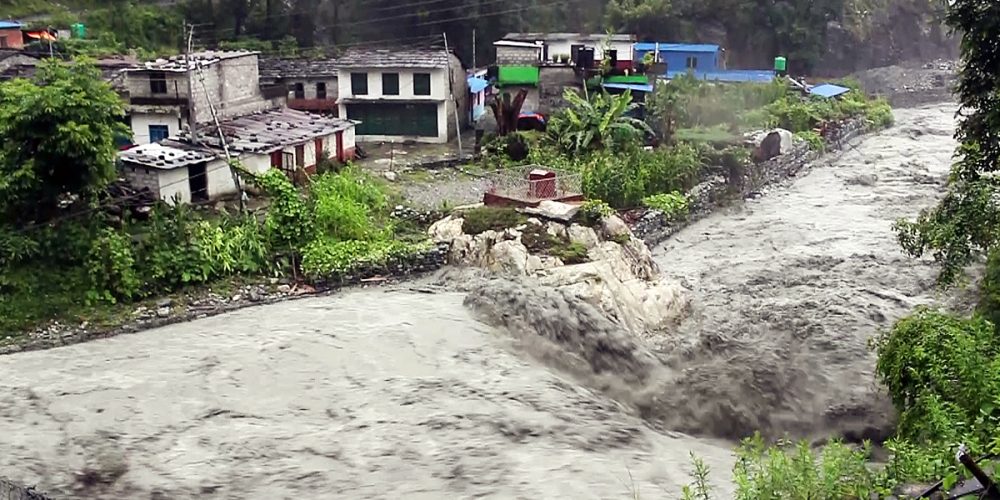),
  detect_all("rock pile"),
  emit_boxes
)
[428,201,689,335]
